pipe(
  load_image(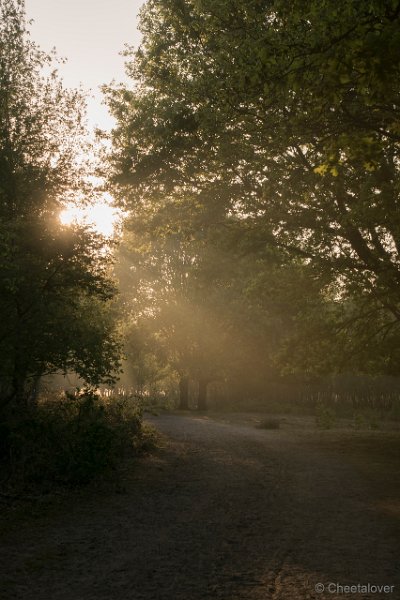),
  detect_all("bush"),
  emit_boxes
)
[352,410,381,431]
[315,401,336,429]
[0,390,146,490]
